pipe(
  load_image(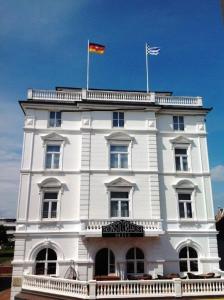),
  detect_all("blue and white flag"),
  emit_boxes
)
[146,45,160,55]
